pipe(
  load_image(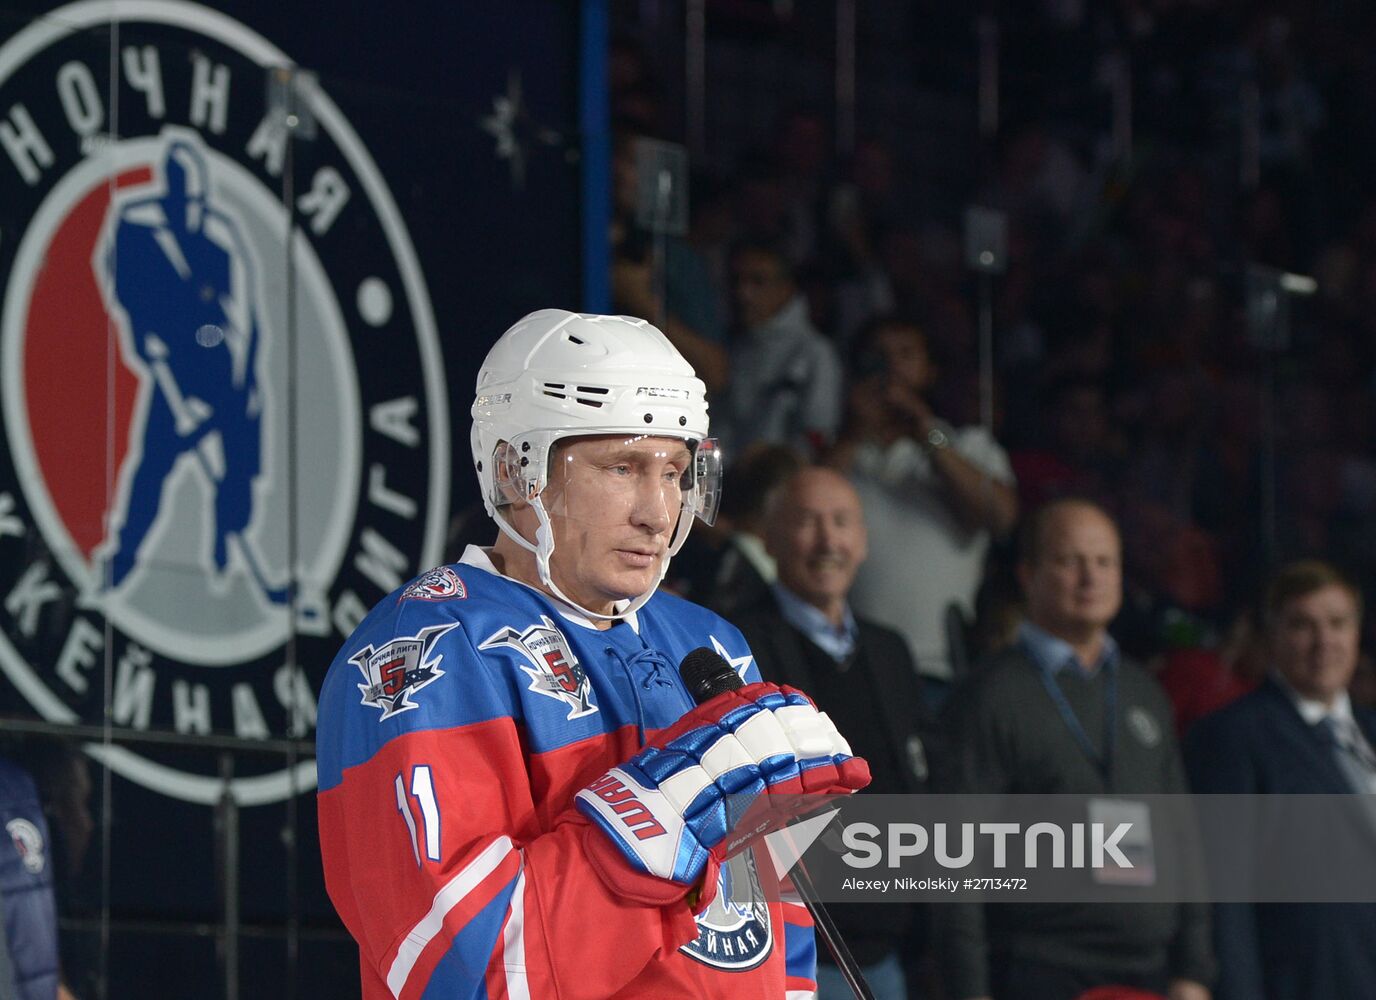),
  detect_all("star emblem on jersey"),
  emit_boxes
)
[351,623,456,720]
[479,617,599,720]
[709,634,754,683]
